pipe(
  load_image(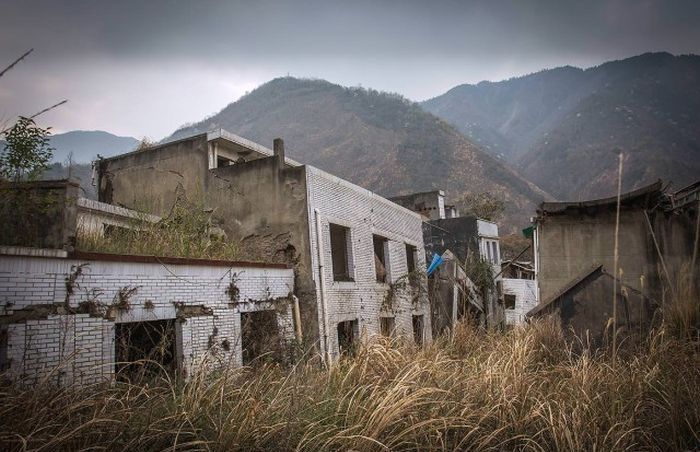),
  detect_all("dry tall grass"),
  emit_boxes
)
[1,318,699,451]
[76,196,237,261]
